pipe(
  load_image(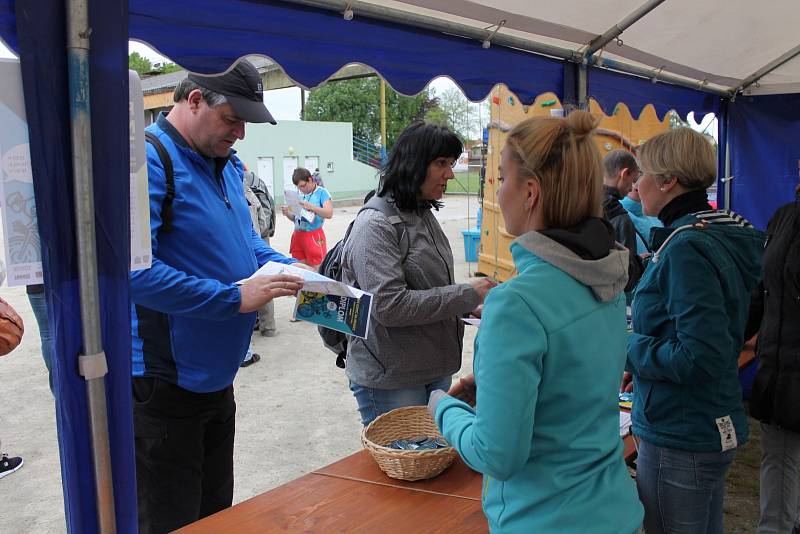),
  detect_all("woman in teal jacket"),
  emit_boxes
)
[428,111,643,533]
[626,127,764,534]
